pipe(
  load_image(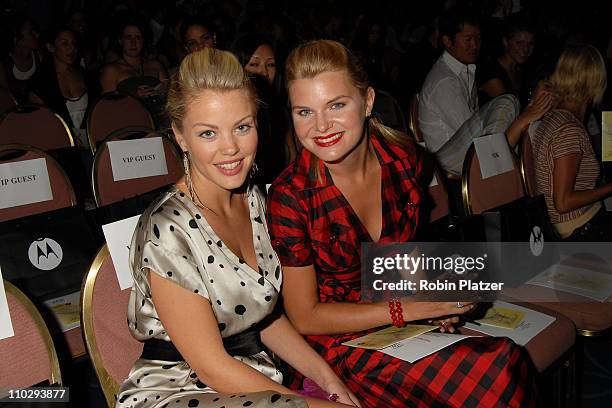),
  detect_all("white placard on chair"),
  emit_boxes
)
[473,133,514,179]
[0,268,15,340]
[107,137,168,182]
[0,158,52,210]
[102,215,140,290]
